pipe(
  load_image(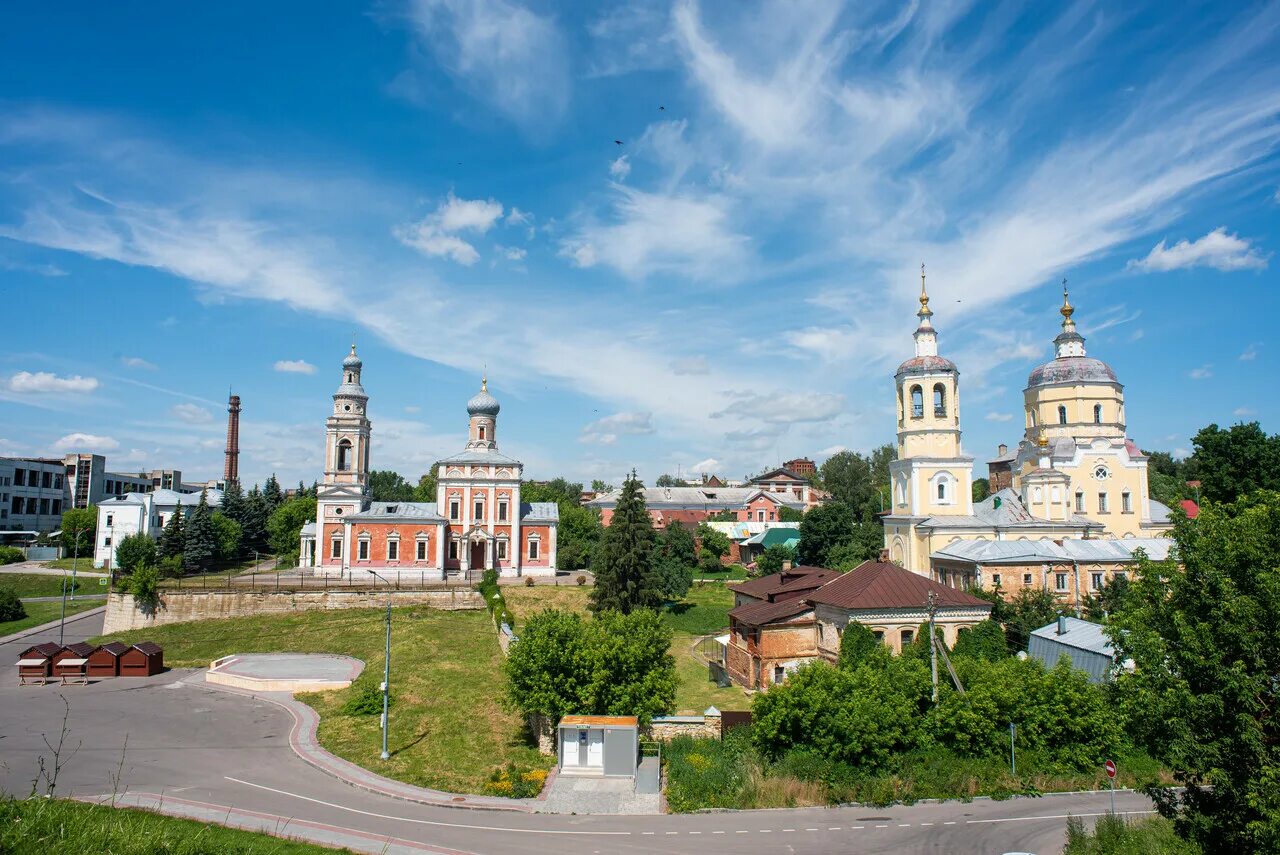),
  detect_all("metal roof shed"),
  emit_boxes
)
[557,715,638,778]
[1028,616,1117,683]
[88,642,130,677]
